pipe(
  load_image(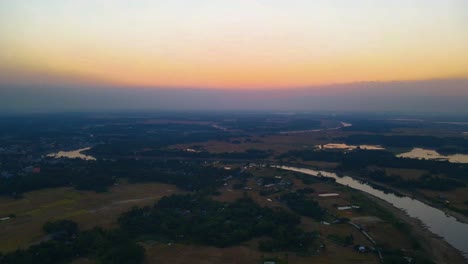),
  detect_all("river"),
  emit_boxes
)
[276,165,468,257]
